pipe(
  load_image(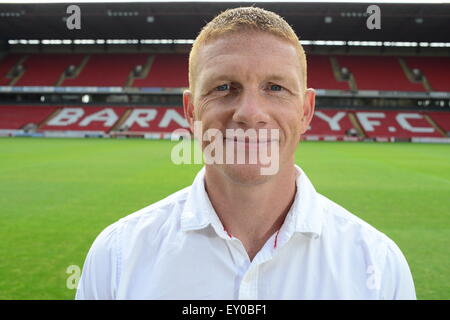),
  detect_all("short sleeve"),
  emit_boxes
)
[75,223,119,300]
[380,239,416,300]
